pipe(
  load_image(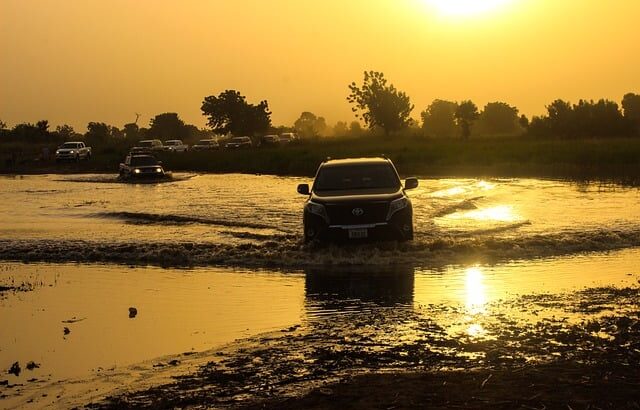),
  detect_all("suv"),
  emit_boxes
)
[297,157,418,242]
[164,139,188,152]
[119,154,165,179]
